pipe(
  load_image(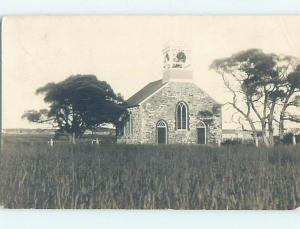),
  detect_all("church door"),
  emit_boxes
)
[197,127,206,144]
[157,120,167,144]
